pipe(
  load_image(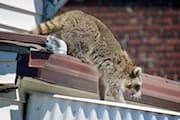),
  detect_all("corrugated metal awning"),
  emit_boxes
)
[26,92,180,120]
